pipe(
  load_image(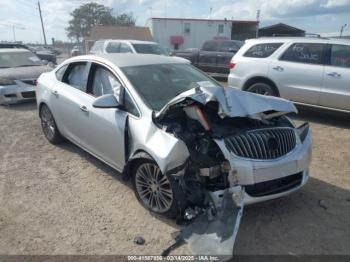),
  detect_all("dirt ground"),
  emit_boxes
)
[0,100,349,255]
